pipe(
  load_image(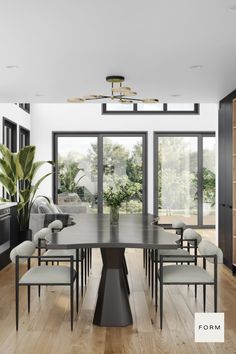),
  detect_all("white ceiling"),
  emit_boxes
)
[0,0,236,103]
